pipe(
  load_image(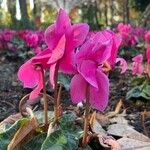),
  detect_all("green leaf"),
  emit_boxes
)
[58,73,71,91]
[126,86,141,100]
[141,84,150,100]
[21,133,47,150]
[132,76,146,86]
[41,113,82,150]
[126,83,150,100]
[41,130,67,150]
[34,111,53,124]
[0,118,28,150]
